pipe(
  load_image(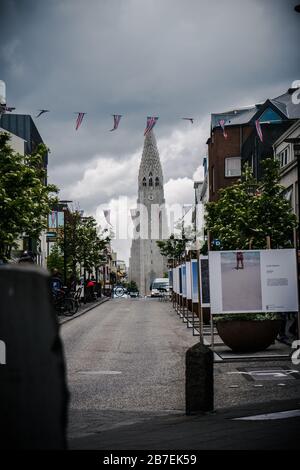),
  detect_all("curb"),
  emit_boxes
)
[59,297,110,325]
